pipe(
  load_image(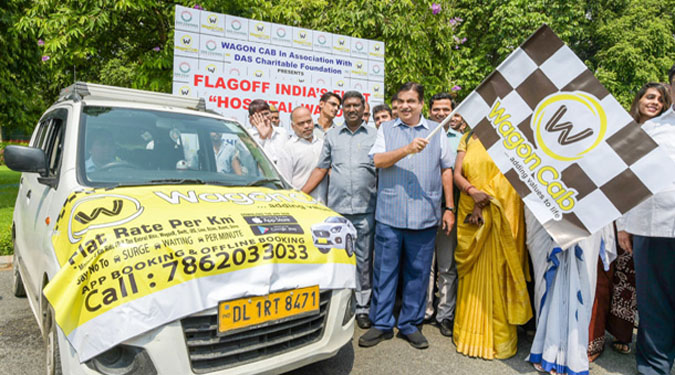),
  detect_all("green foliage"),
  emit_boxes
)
[4,0,674,133]
[585,0,675,105]
[0,0,51,139]
[0,166,20,256]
